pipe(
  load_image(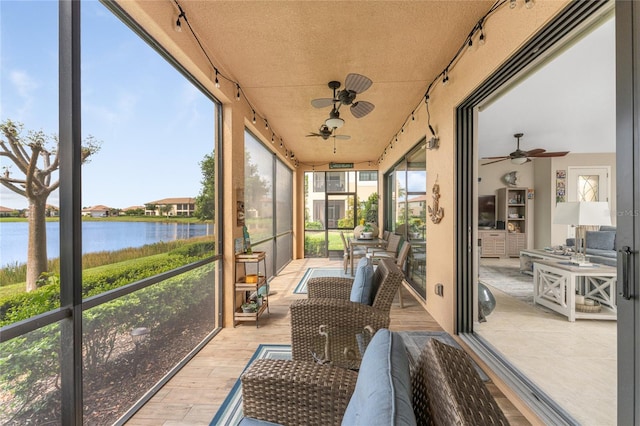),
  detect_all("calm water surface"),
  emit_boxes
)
[0,221,213,267]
